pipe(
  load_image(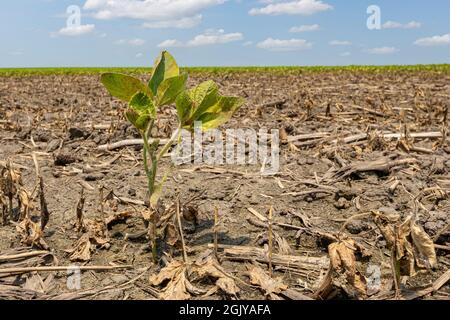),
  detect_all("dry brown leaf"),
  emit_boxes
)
[328,240,367,299]
[83,219,110,247]
[274,232,292,255]
[373,210,400,247]
[141,209,152,222]
[216,277,240,296]
[193,256,240,296]
[149,260,185,286]
[67,233,92,262]
[17,187,31,220]
[67,218,110,261]
[105,211,132,227]
[164,222,179,247]
[374,212,437,277]
[247,264,287,299]
[23,273,52,294]
[149,261,191,300]
[150,255,240,300]
[411,221,437,269]
[159,269,191,300]
[16,218,49,250]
